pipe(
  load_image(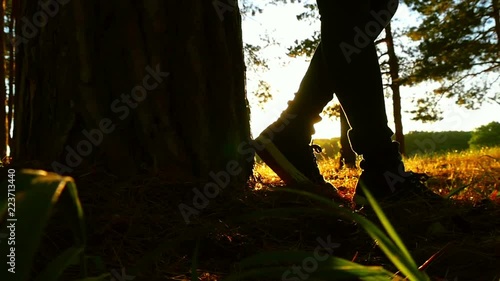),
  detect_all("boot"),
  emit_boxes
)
[353,142,443,206]
[253,101,341,201]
